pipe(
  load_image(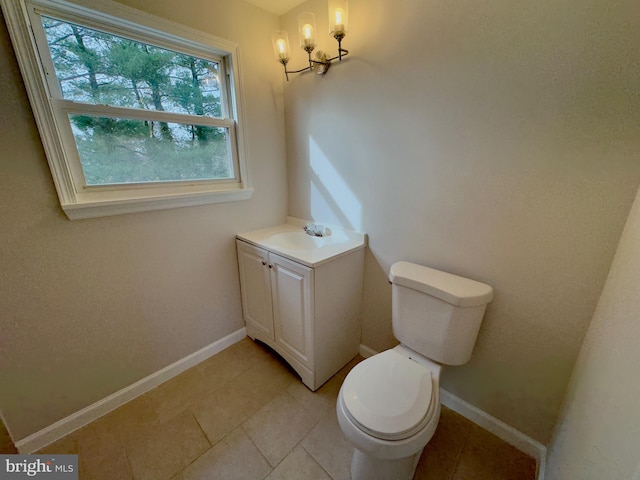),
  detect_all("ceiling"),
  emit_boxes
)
[243,0,306,16]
